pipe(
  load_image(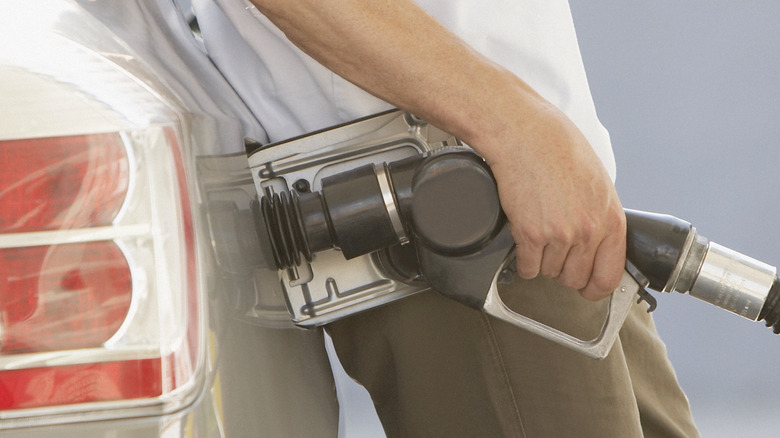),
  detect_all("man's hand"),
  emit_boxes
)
[250,0,627,300]
[477,103,626,301]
